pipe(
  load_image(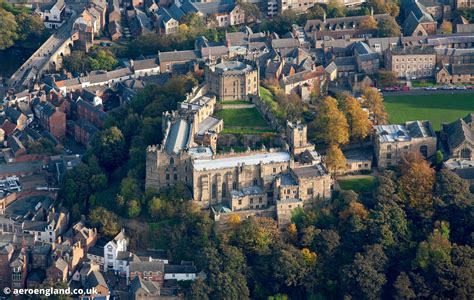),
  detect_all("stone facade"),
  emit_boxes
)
[205,60,259,101]
[386,48,436,78]
[441,114,474,160]
[374,121,437,168]
[436,64,474,84]
[146,82,333,224]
